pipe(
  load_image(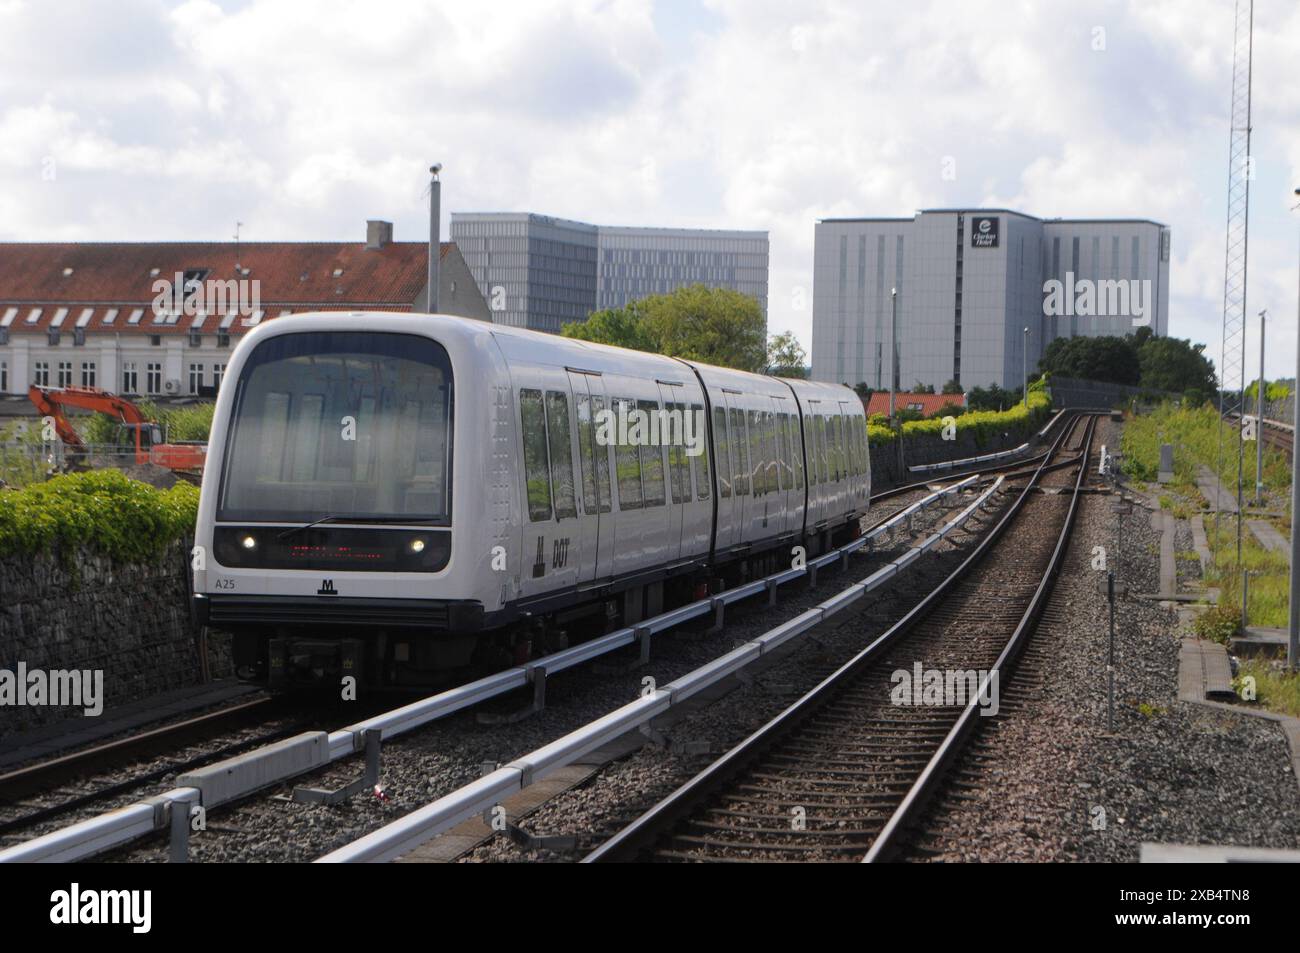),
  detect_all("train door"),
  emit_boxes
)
[657,382,687,564]
[723,392,751,546]
[711,399,736,552]
[803,399,824,530]
[516,367,581,599]
[569,369,612,583]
